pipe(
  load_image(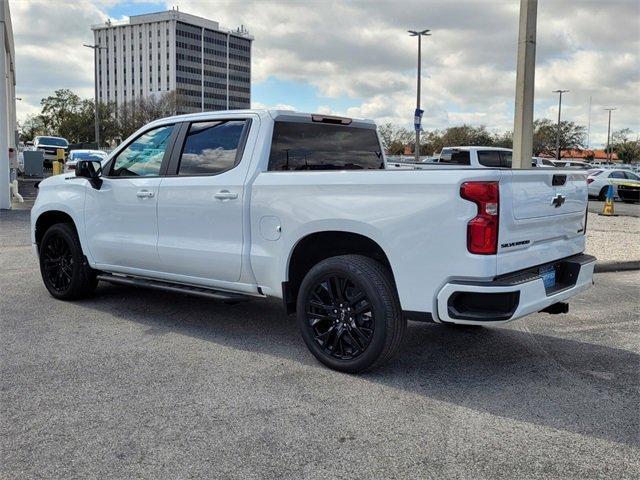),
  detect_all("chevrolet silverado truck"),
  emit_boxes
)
[31,110,596,373]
